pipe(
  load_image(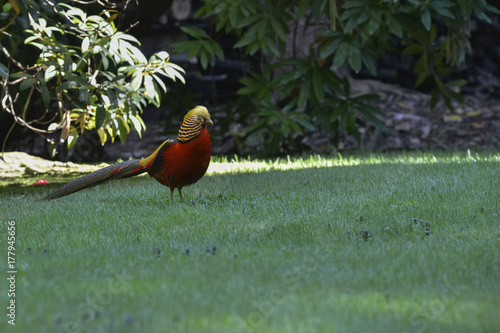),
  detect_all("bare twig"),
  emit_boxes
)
[0,44,25,70]
[0,12,17,37]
